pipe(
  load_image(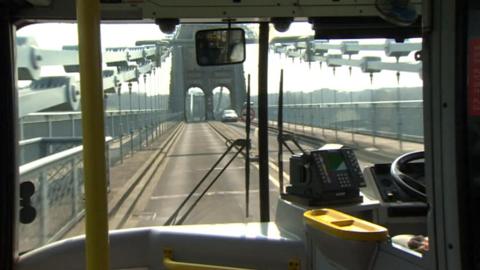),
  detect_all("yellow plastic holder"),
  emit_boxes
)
[304,208,388,242]
[303,209,389,270]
